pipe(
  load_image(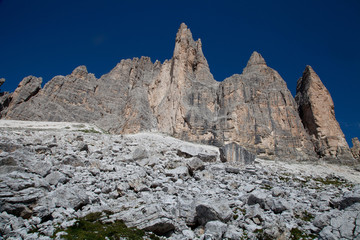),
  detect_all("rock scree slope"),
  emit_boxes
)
[0,121,360,239]
[0,23,357,164]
